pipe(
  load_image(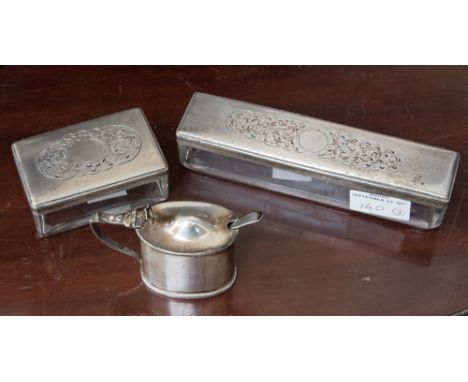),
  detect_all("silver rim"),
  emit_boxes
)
[140,267,237,299]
